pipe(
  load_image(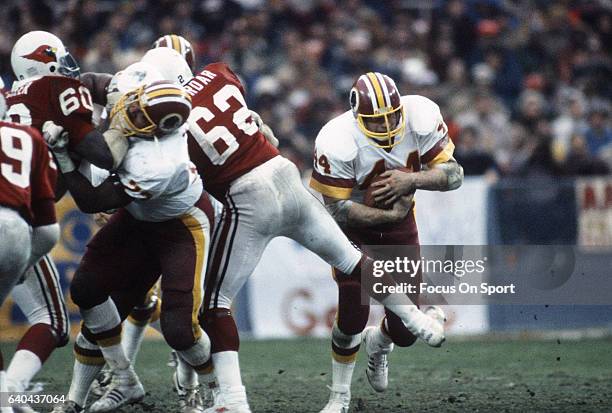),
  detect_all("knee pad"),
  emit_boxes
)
[200,308,239,353]
[160,308,199,351]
